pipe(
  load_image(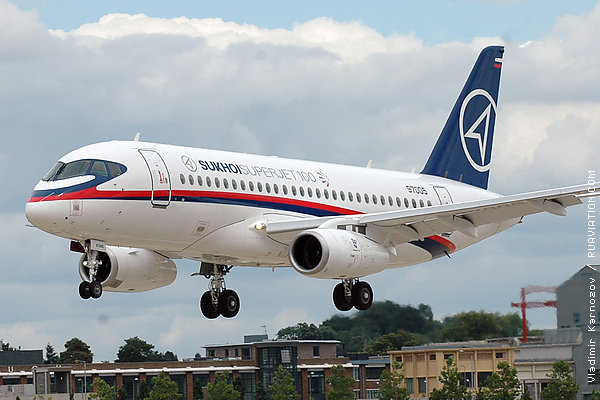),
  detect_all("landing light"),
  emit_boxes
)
[254,222,266,230]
